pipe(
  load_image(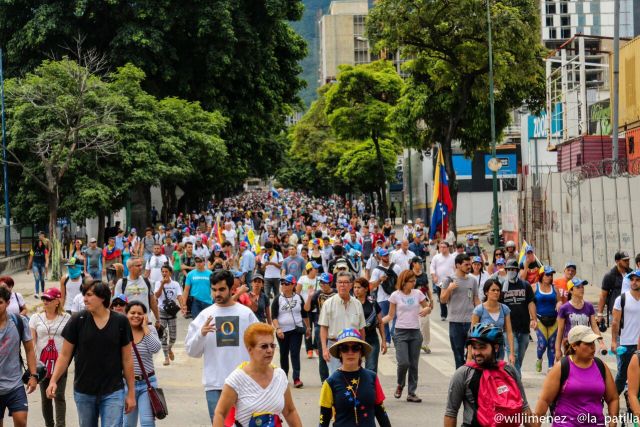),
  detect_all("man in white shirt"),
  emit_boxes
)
[185,269,258,422]
[403,220,415,240]
[222,223,237,248]
[145,244,168,286]
[430,241,456,321]
[261,241,283,299]
[369,248,402,346]
[181,227,196,246]
[193,237,211,260]
[390,239,416,272]
[611,269,640,393]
